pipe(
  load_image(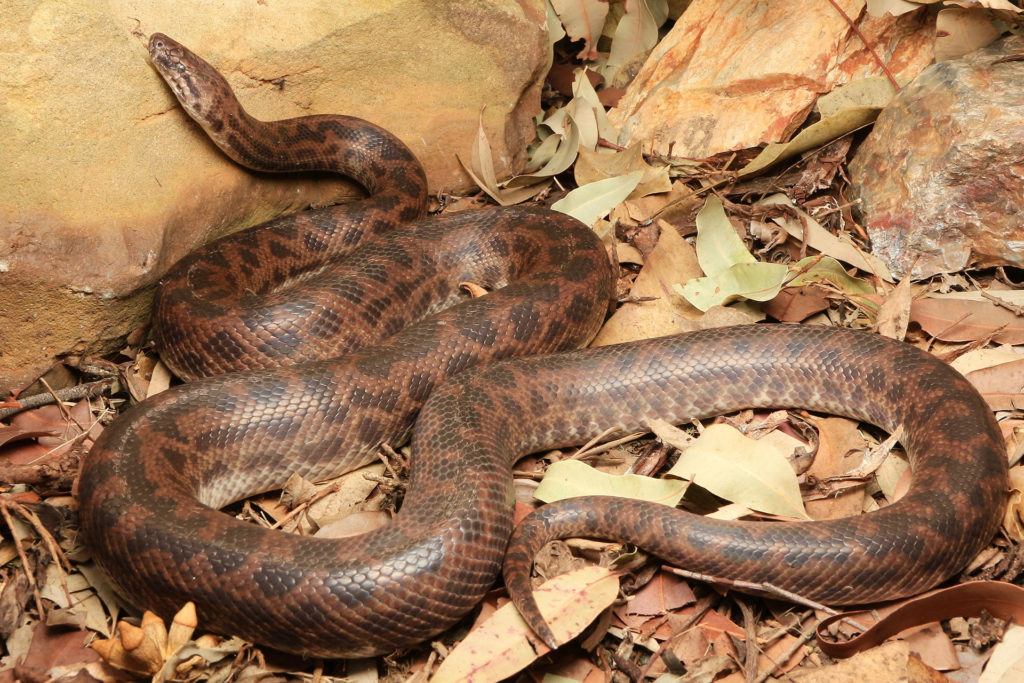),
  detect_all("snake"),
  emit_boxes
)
[76,33,1008,659]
